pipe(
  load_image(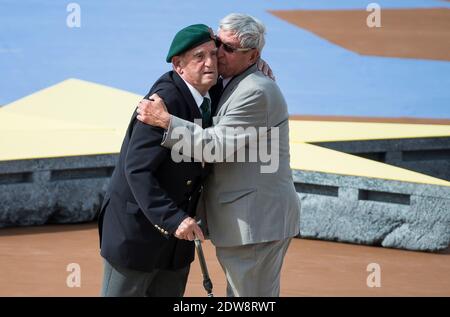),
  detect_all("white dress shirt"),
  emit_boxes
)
[180,77,211,109]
